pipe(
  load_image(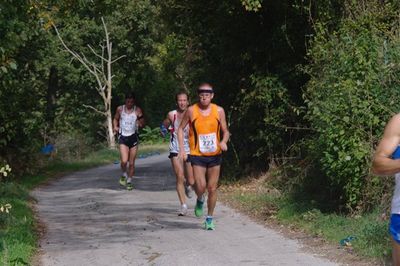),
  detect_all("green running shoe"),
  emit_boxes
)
[119,176,126,186]
[204,218,215,230]
[194,199,204,217]
[127,182,133,191]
